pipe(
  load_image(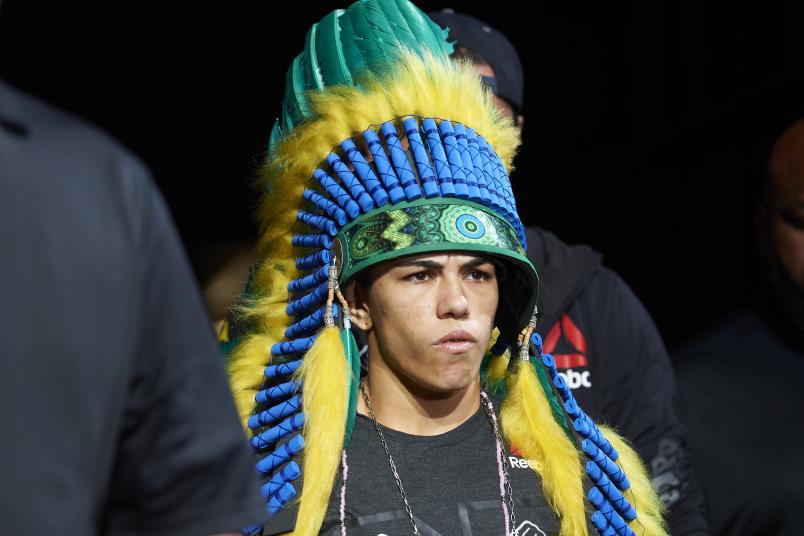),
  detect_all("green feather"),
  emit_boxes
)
[315,10,354,87]
[268,121,283,161]
[280,55,310,134]
[531,356,575,441]
[341,327,362,447]
[378,0,425,52]
[394,0,453,56]
[335,9,367,75]
[273,0,453,152]
[302,23,326,91]
[340,2,392,72]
